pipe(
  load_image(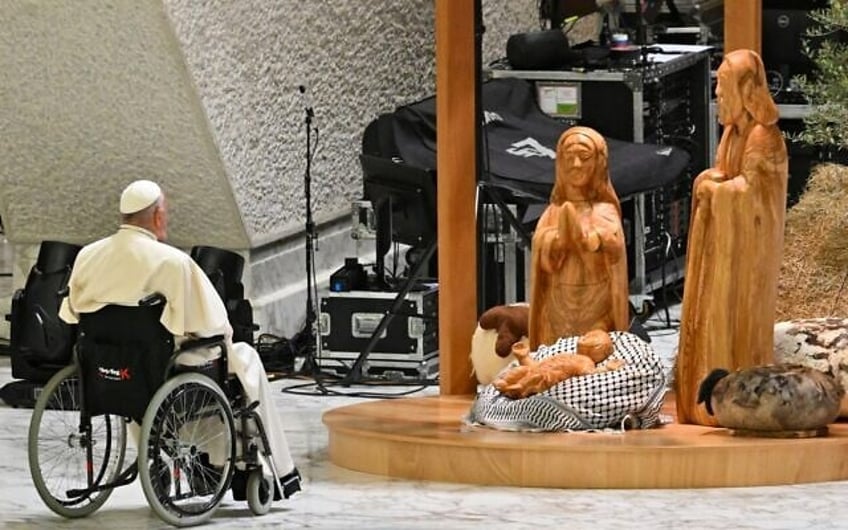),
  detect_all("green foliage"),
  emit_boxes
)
[796,1,848,148]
